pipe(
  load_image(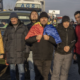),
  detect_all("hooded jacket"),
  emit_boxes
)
[56,23,76,54]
